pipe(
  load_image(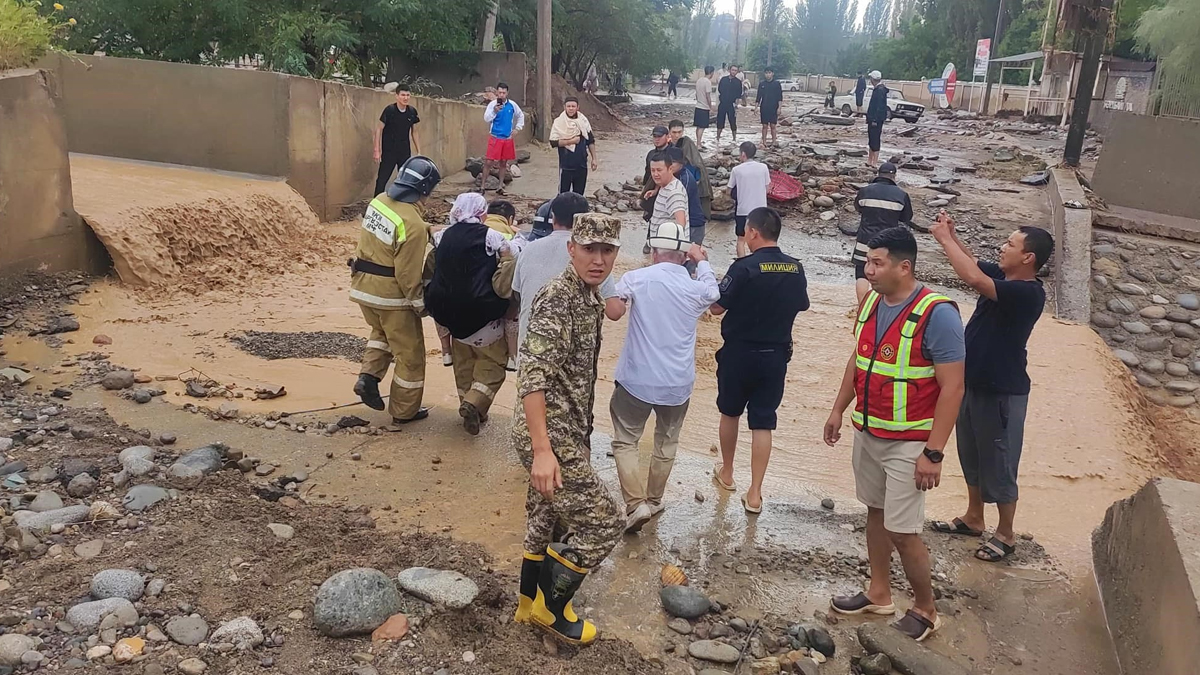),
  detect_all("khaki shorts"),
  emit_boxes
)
[852,430,926,534]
